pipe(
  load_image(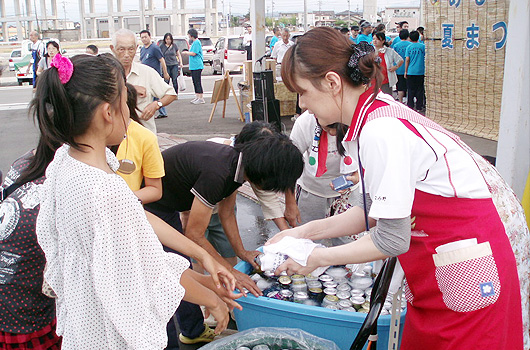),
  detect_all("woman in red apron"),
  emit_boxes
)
[268,27,529,349]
